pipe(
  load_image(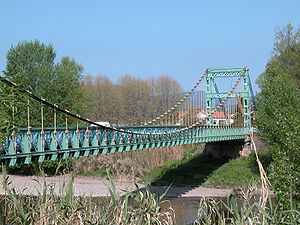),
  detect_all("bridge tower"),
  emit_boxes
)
[205,67,251,132]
